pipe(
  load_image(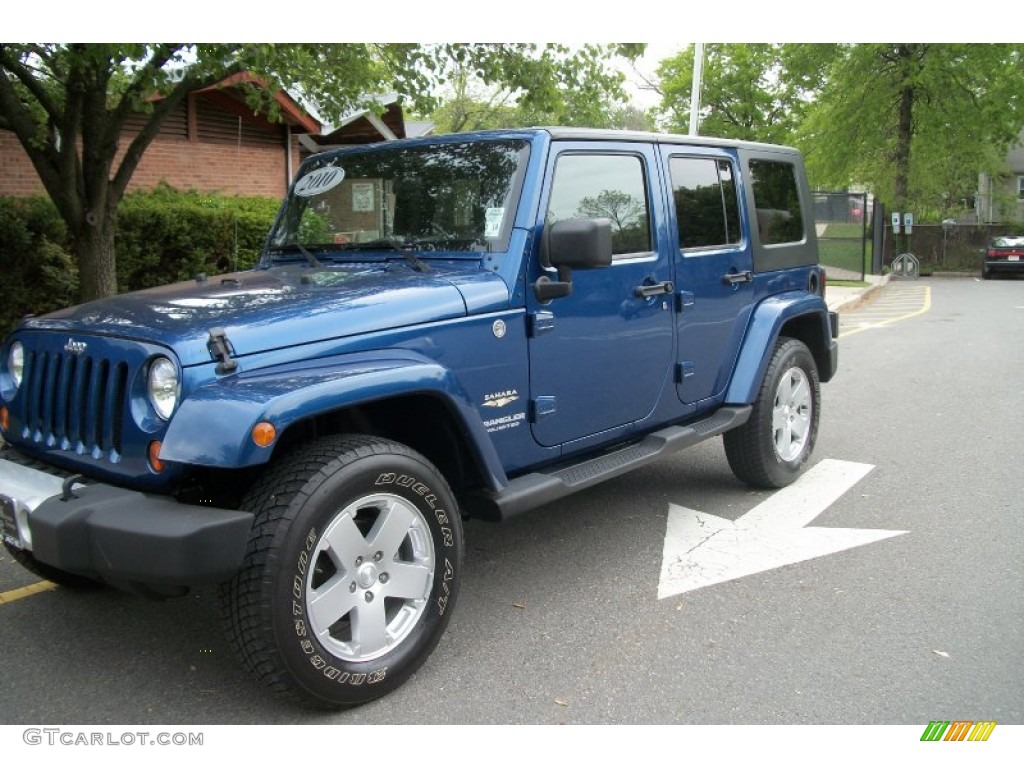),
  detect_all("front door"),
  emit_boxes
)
[527,144,674,448]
